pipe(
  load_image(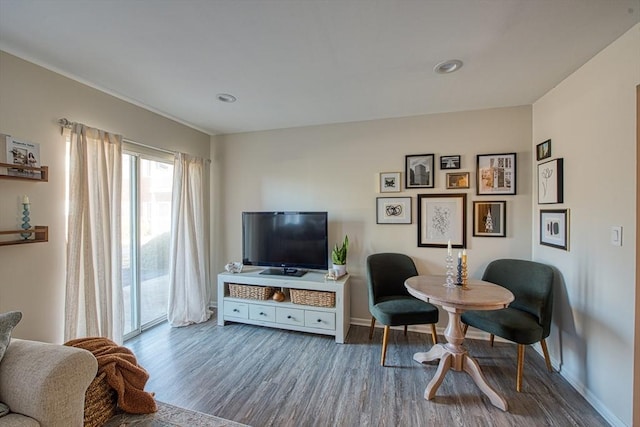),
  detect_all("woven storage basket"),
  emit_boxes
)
[84,371,117,427]
[290,289,336,307]
[229,284,275,300]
